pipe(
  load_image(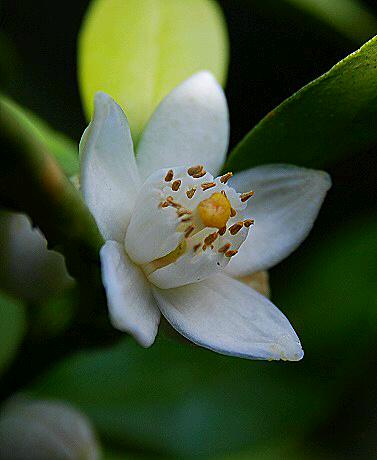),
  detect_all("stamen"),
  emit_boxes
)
[225,249,238,258]
[165,169,174,181]
[244,219,254,228]
[218,226,227,236]
[184,225,195,238]
[188,165,204,176]
[166,196,181,208]
[229,222,243,235]
[221,190,227,197]
[181,217,191,223]
[193,243,201,252]
[240,191,254,202]
[220,172,233,184]
[204,232,218,245]
[218,243,231,253]
[177,209,192,217]
[193,170,206,178]
[171,180,181,191]
[186,188,196,199]
[230,208,236,217]
[160,201,170,208]
[201,182,216,191]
